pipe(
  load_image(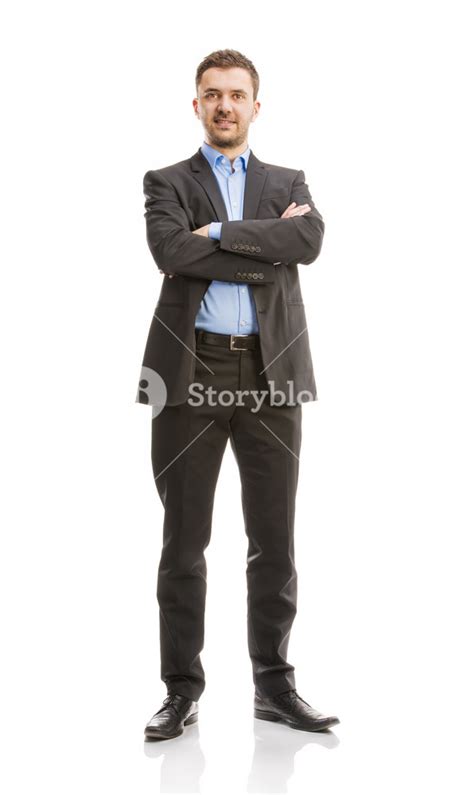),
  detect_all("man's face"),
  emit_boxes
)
[193,67,260,149]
